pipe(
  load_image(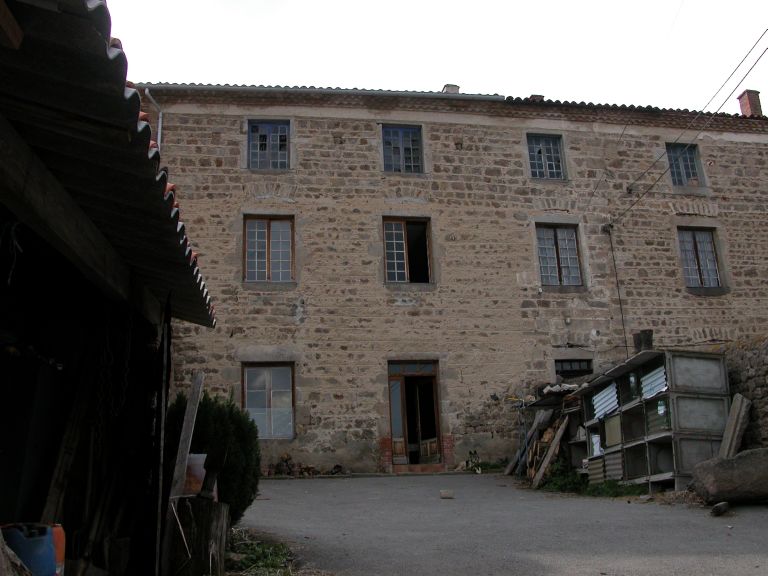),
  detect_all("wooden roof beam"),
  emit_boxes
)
[0,0,22,49]
[0,113,132,302]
